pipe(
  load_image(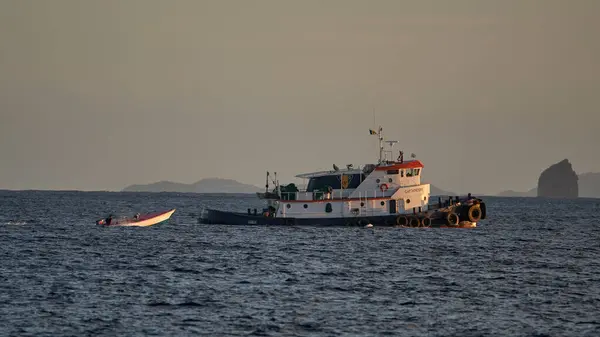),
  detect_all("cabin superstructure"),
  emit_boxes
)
[259,127,431,219]
[266,160,430,219]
